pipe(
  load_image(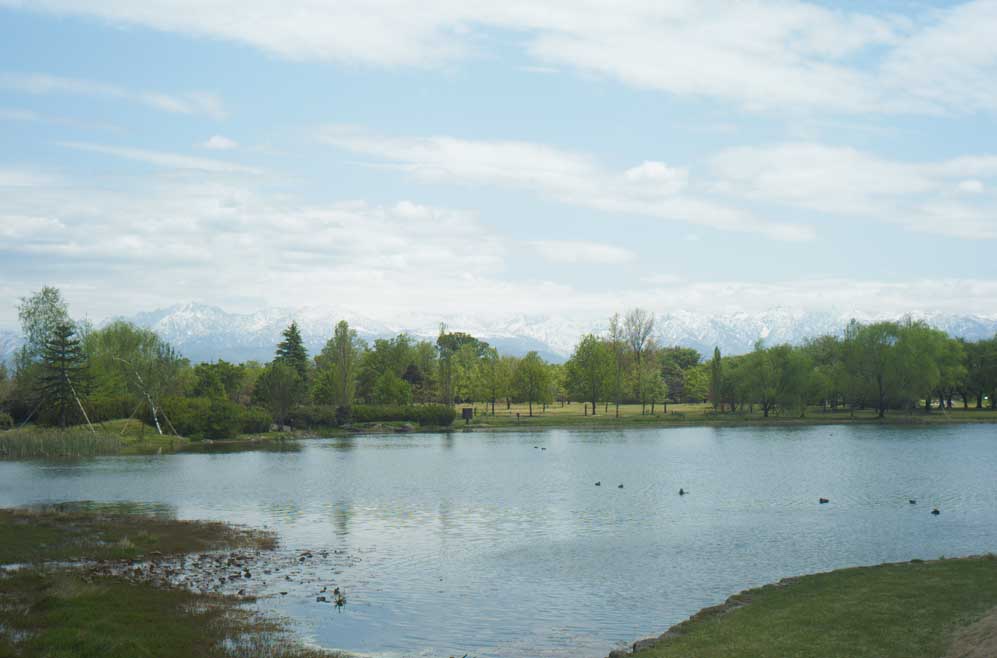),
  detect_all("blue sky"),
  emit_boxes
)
[2,0,997,327]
